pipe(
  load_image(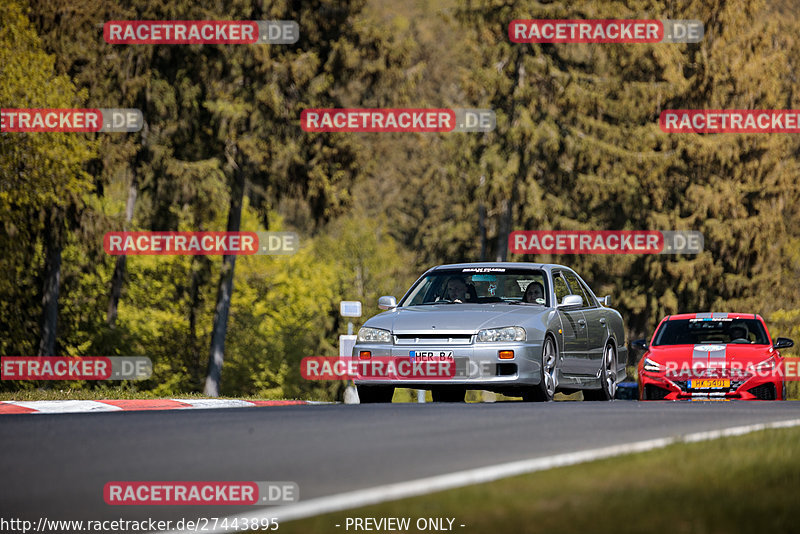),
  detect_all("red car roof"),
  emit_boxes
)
[664,312,761,321]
